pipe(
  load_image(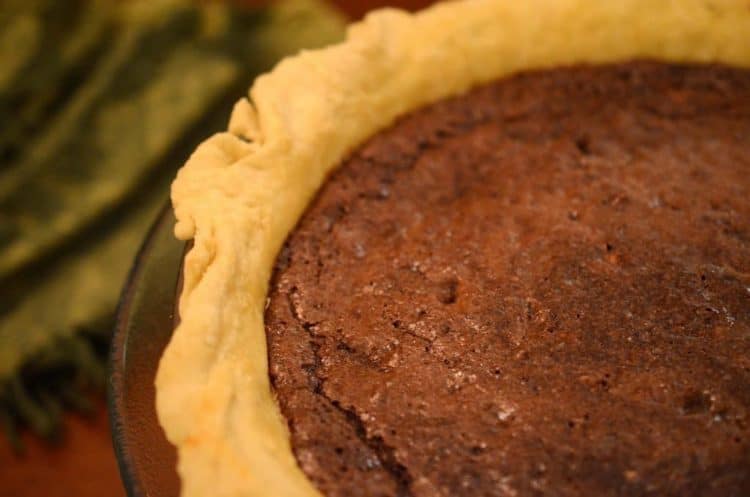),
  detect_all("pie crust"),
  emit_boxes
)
[155,1,750,496]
